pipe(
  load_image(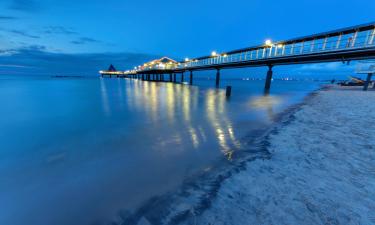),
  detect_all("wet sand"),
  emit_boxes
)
[178,86,375,225]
